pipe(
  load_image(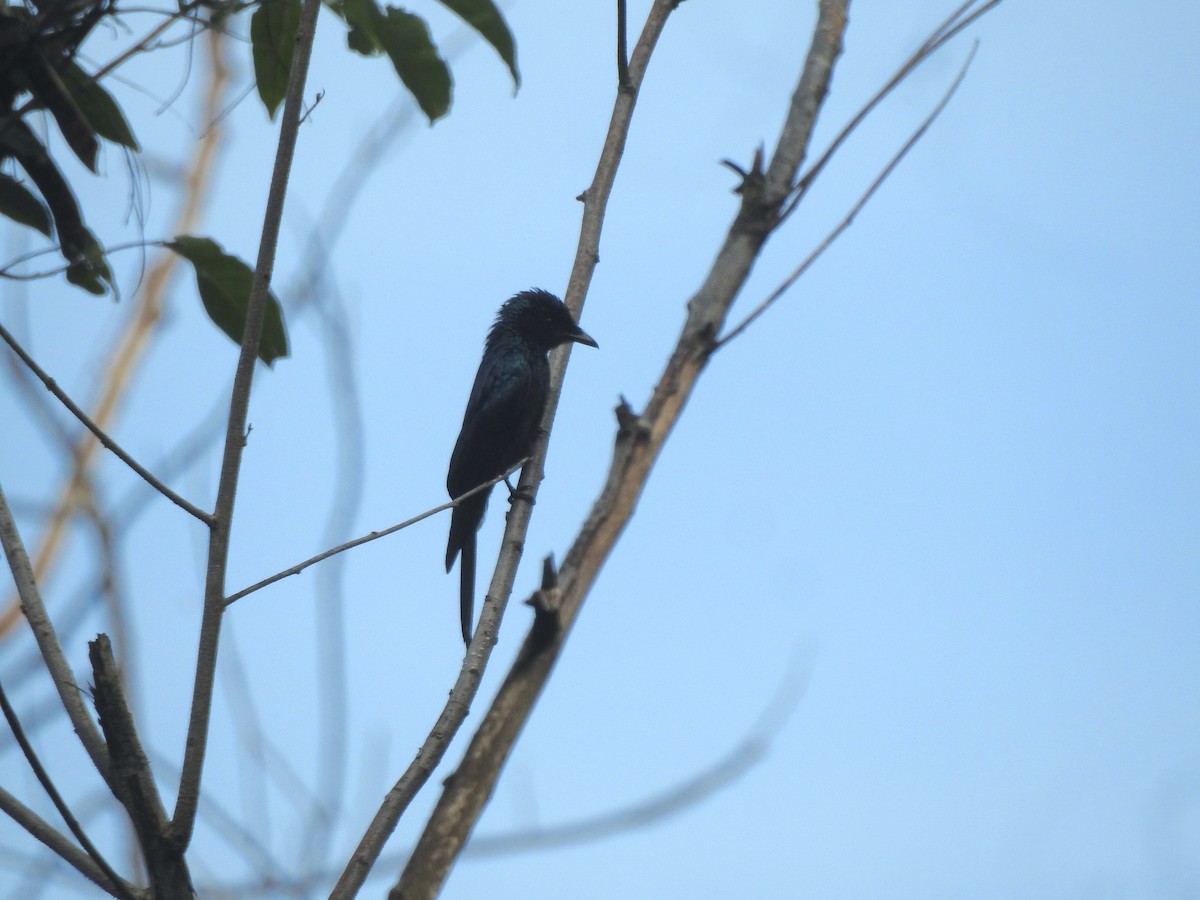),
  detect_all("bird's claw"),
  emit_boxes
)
[507,482,536,506]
